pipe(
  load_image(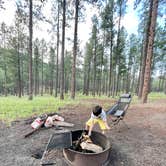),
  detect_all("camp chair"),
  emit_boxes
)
[106,94,132,129]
